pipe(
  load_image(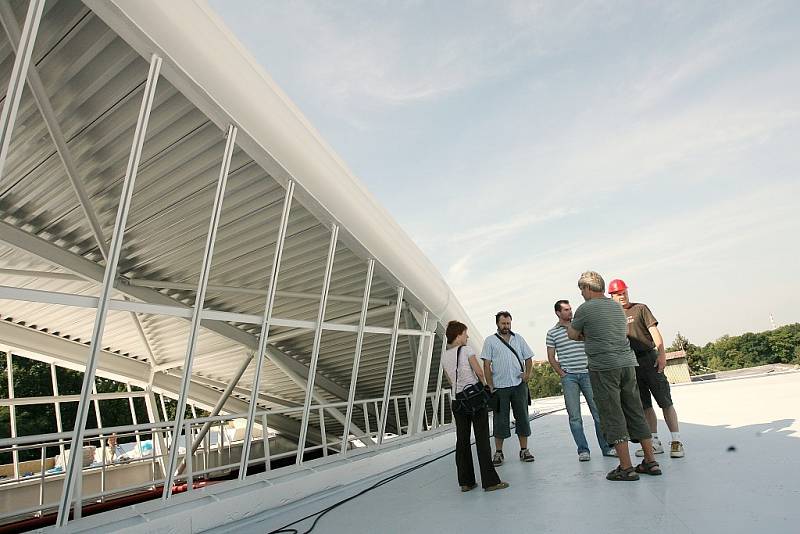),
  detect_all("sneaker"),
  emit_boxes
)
[670,441,685,458]
[635,437,664,457]
[603,449,618,457]
[578,452,591,462]
[484,481,510,492]
[519,448,535,462]
[492,451,504,466]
